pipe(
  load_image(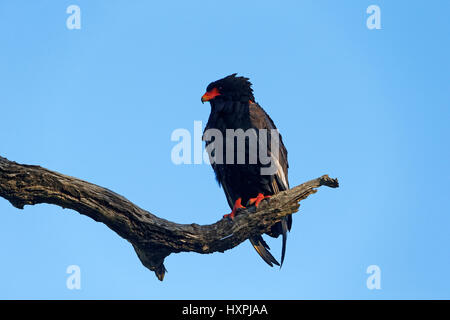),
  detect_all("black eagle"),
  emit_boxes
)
[201,73,292,267]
